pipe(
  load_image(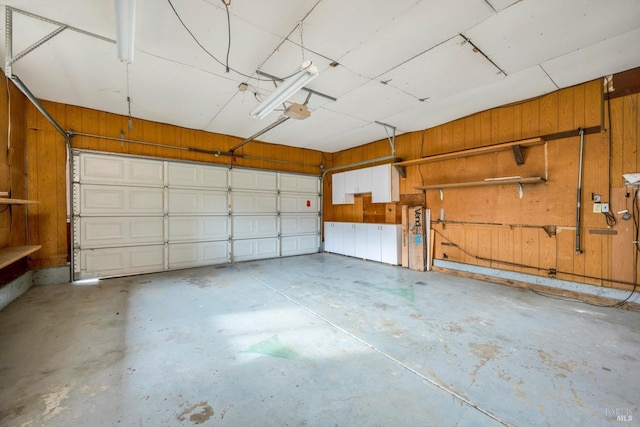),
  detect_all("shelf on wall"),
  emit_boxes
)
[0,245,42,269]
[415,176,546,191]
[0,198,40,205]
[394,137,545,167]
